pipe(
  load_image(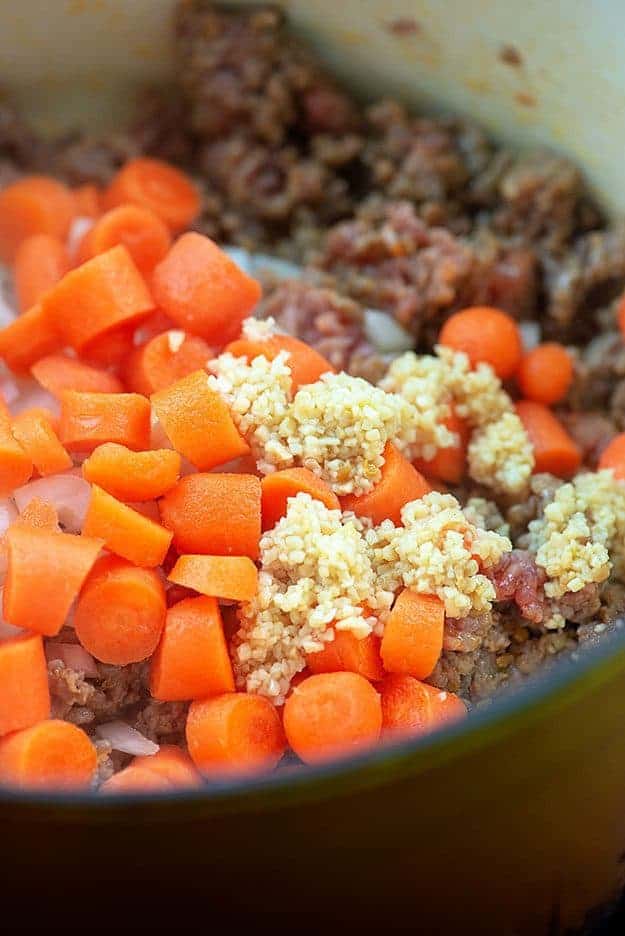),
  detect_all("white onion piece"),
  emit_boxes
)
[45,642,99,677]
[0,369,19,406]
[13,472,91,533]
[520,320,541,351]
[0,265,17,326]
[363,308,414,353]
[67,216,94,255]
[0,499,17,536]
[96,721,159,756]
[10,380,61,418]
